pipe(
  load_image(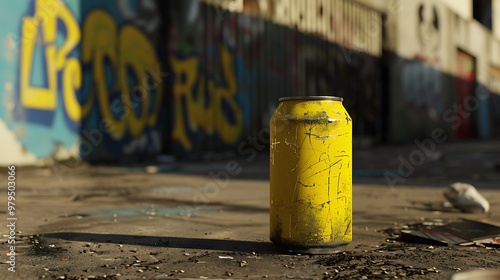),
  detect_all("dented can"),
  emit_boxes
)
[269,96,352,254]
